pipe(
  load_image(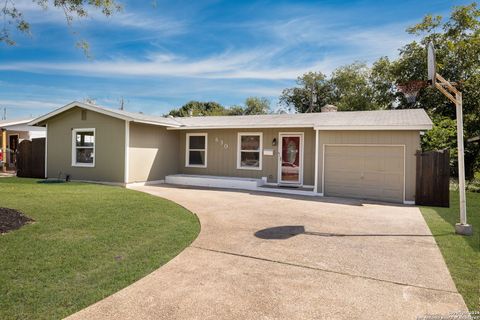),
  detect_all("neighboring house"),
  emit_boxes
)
[0,119,46,171]
[29,101,433,204]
